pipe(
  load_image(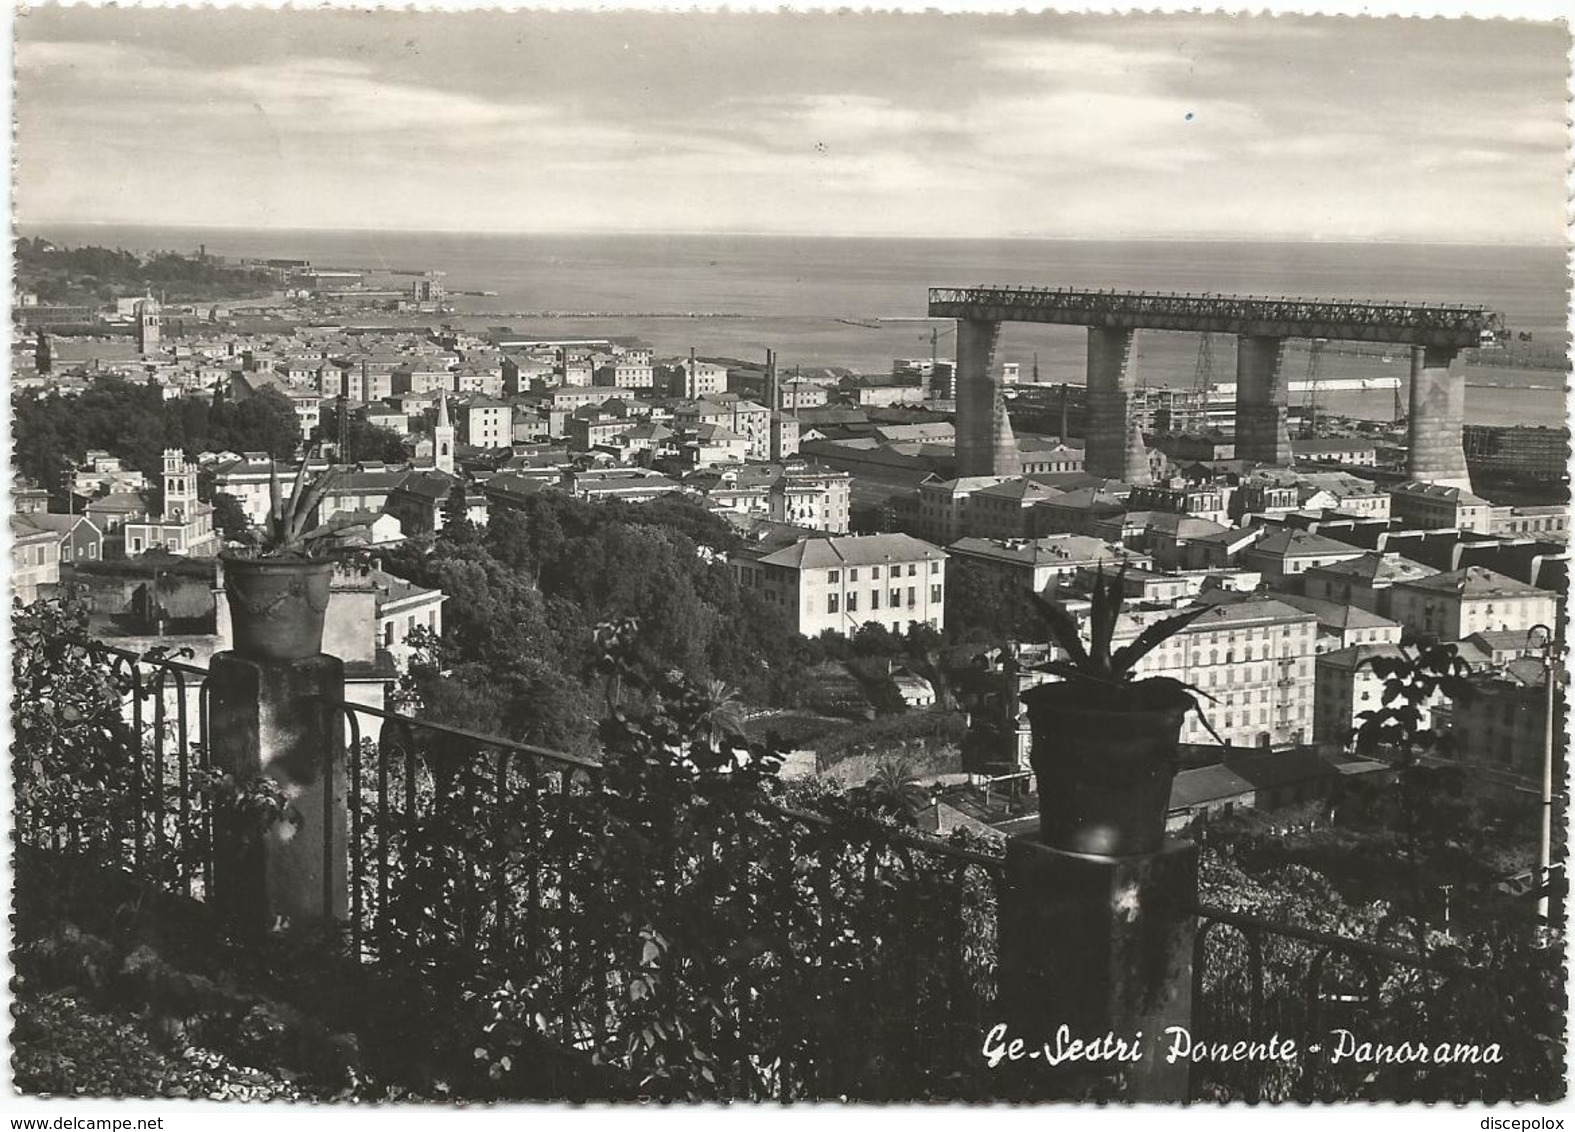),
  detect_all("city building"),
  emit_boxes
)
[1389,481,1494,535]
[1112,599,1320,748]
[732,532,947,637]
[1488,505,1569,541]
[212,454,335,526]
[595,359,655,389]
[13,512,104,567]
[1270,593,1403,652]
[1443,660,1555,784]
[771,414,802,461]
[665,357,729,399]
[1240,528,1367,584]
[1387,566,1560,642]
[767,464,852,533]
[1290,438,1379,467]
[1312,643,1435,749]
[963,478,1066,540]
[11,515,63,604]
[947,535,1146,597]
[455,395,513,450]
[1126,482,1231,526]
[121,450,218,557]
[1301,551,1440,618]
[565,467,684,504]
[673,399,773,461]
[1297,473,1392,519]
[913,475,1011,545]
